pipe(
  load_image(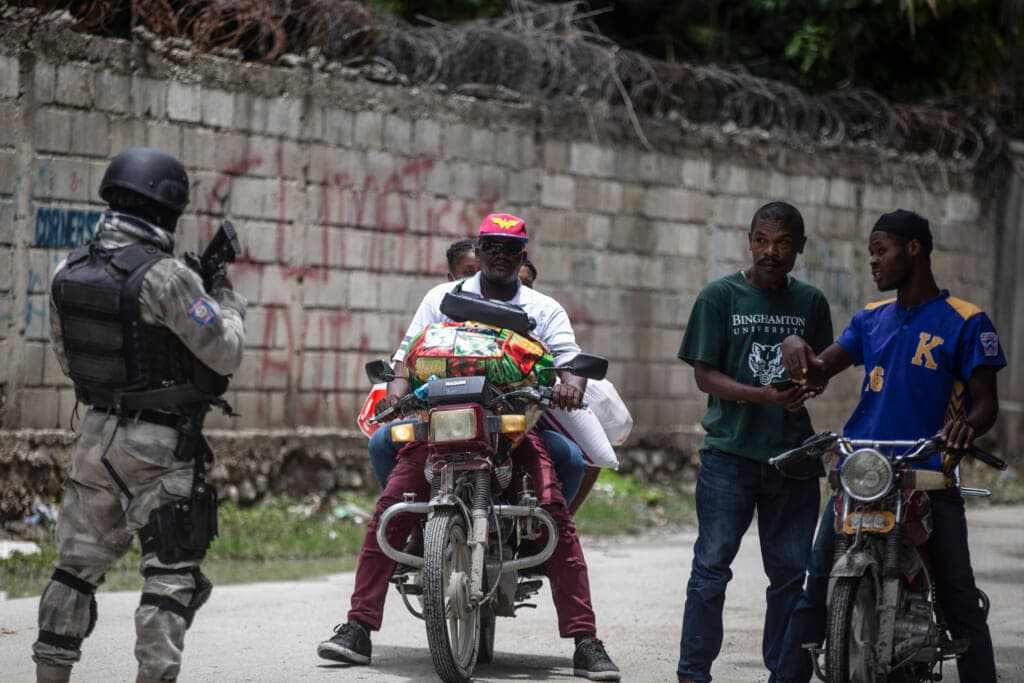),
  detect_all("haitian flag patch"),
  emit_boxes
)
[188,297,218,326]
[980,332,999,357]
